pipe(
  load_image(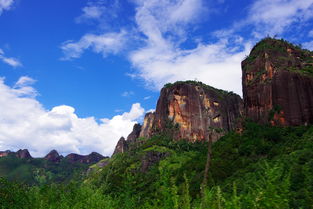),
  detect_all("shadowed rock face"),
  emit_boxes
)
[16,149,32,159]
[112,137,128,156]
[44,150,63,162]
[127,124,142,142]
[65,152,105,164]
[152,81,243,142]
[139,112,155,138]
[242,38,313,126]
